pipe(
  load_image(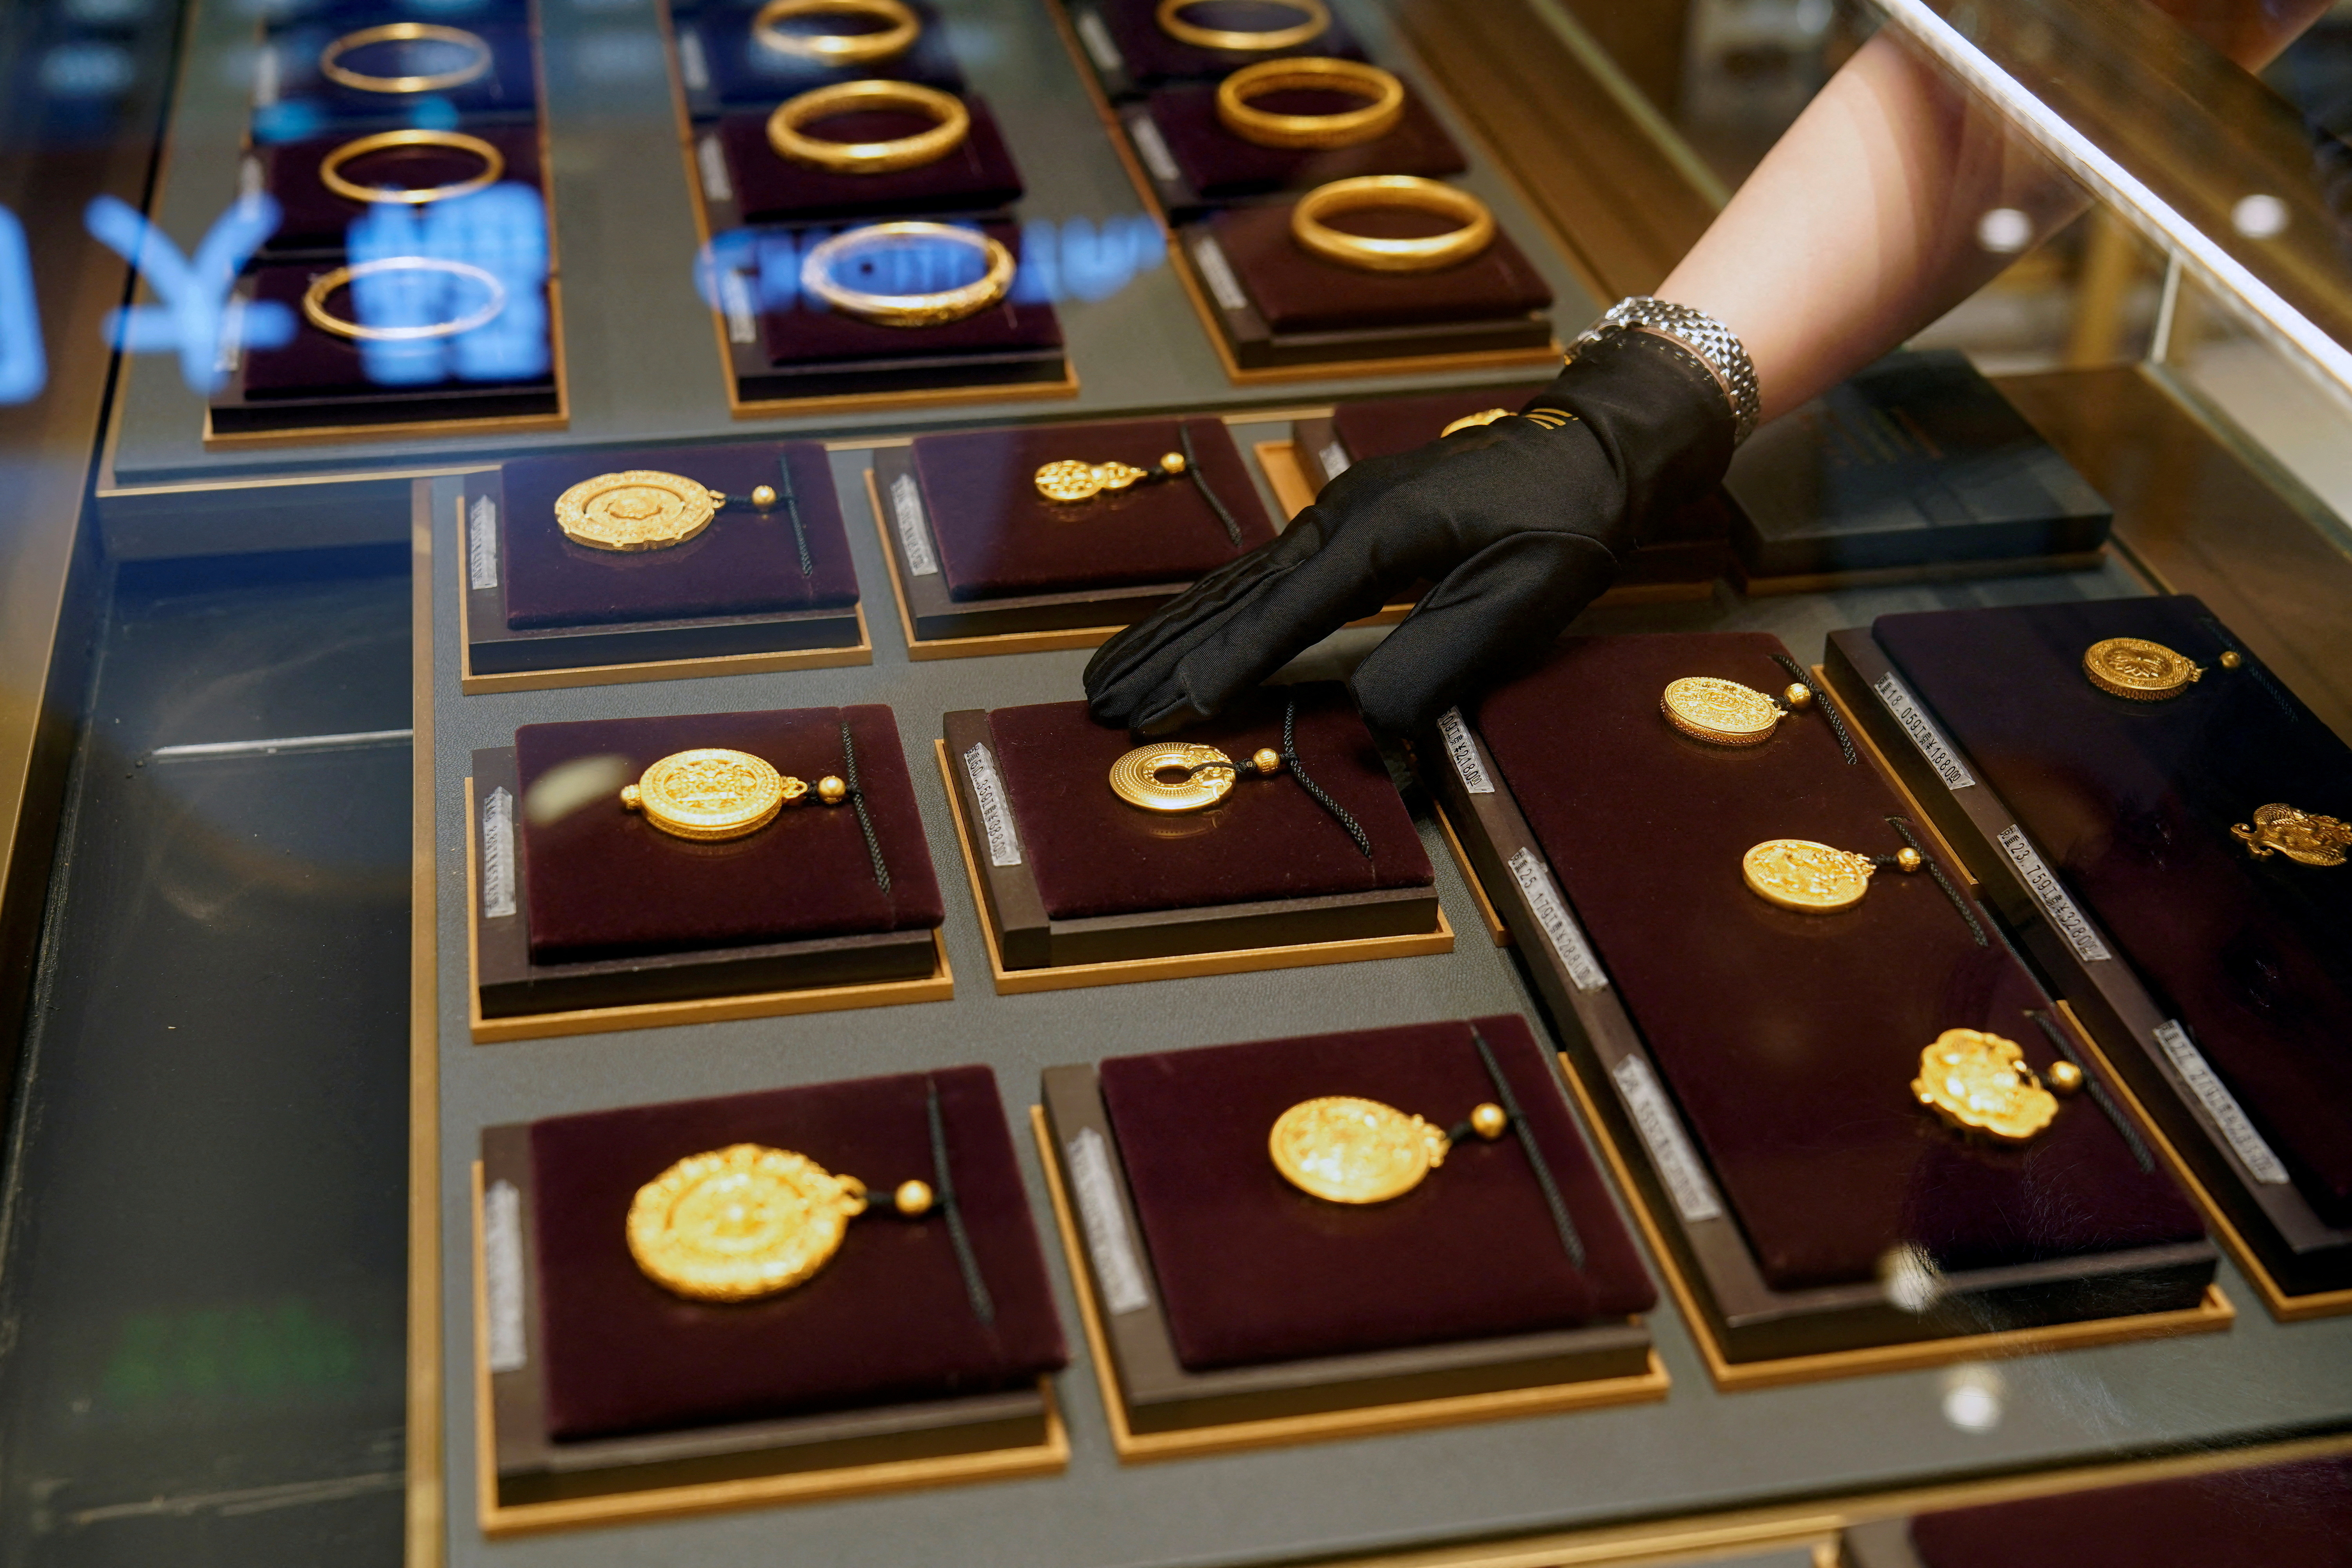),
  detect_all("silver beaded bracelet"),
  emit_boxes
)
[1569,296,1761,445]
